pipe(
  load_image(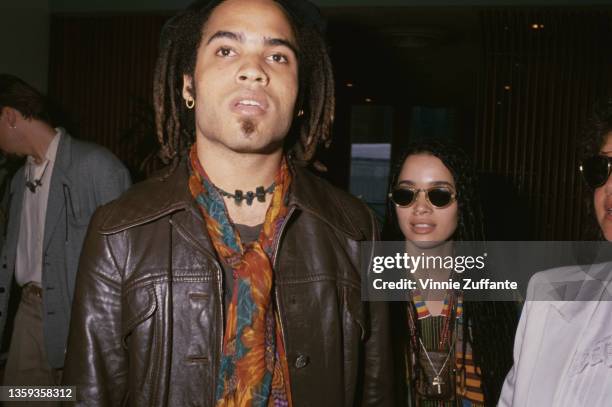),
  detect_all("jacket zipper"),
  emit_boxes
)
[272,206,296,351]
